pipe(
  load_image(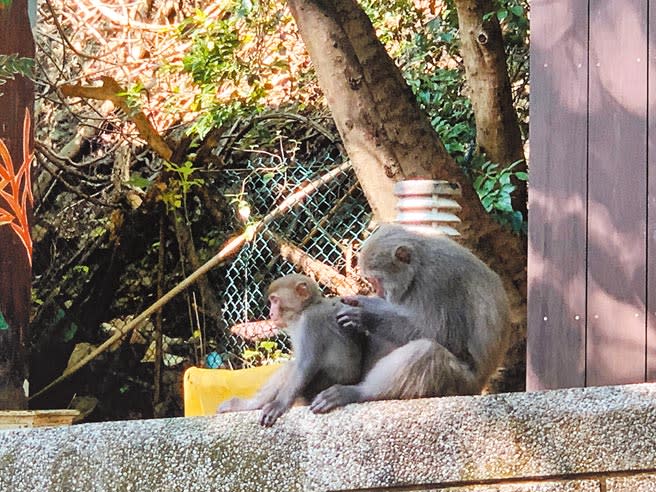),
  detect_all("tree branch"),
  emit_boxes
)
[266,231,370,295]
[29,161,352,400]
[60,76,173,161]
